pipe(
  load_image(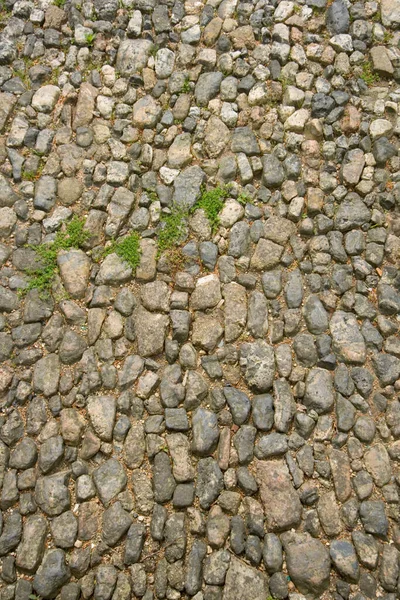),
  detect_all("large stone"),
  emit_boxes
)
[223,282,247,342]
[33,549,70,599]
[72,82,97,130]
[33,354,60,397]
[330,311,366,364]
[87,395,116,442]
[250,239,283,270]
[134,307,169,357]
[132,95,162,128]
[116,39,153,76]
[57,249,90,299]
[195,72,223,106]
[35,473,70,516]
[282,532,331,597]
[304,368,334,414]
[204,116,230,158]
[256,459,302,532]
[381,0,400,27]
[240,341,275,392]
[93,458,127,506]
[223,557,268,600]
[341,149,365,185]
[326,0,349,33]
[16,515,47,572]
[31,85,60,113]
[173,166,206,208]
